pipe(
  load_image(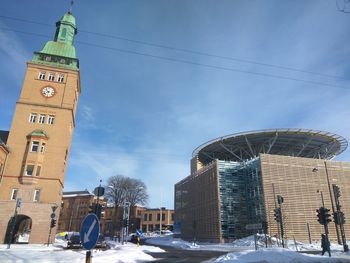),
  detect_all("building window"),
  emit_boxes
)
[38,72,46,80]
[58,74,64,82]
[162,213,165,221]
[38,114,46,124]
[149,214,152,221]
[41,143,46,154]
[29,113,37,123]
[33,190,40,202]
[36,166,41,176]
[31,141,39,152]
[48,73,55,81]
[25,165,34,176]
[11,189,18,200]
[144,214,147,221]
[47,115,55,125]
